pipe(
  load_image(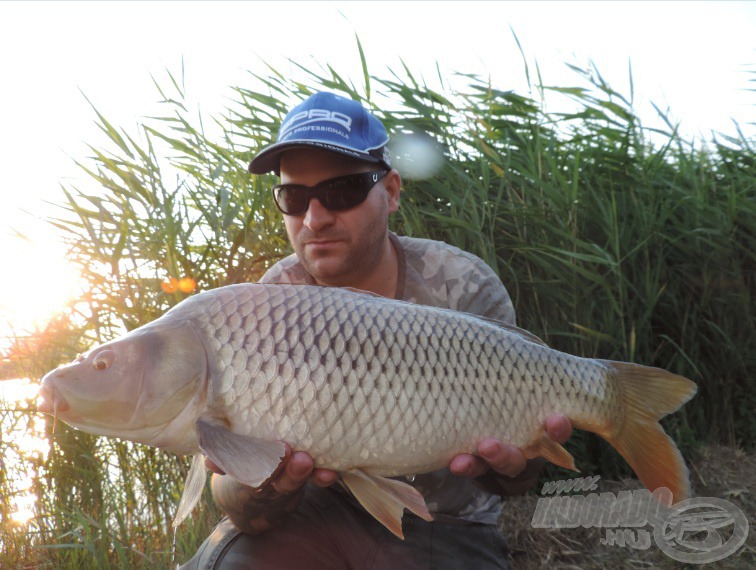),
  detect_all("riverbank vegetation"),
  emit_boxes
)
[2,47,753,567]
